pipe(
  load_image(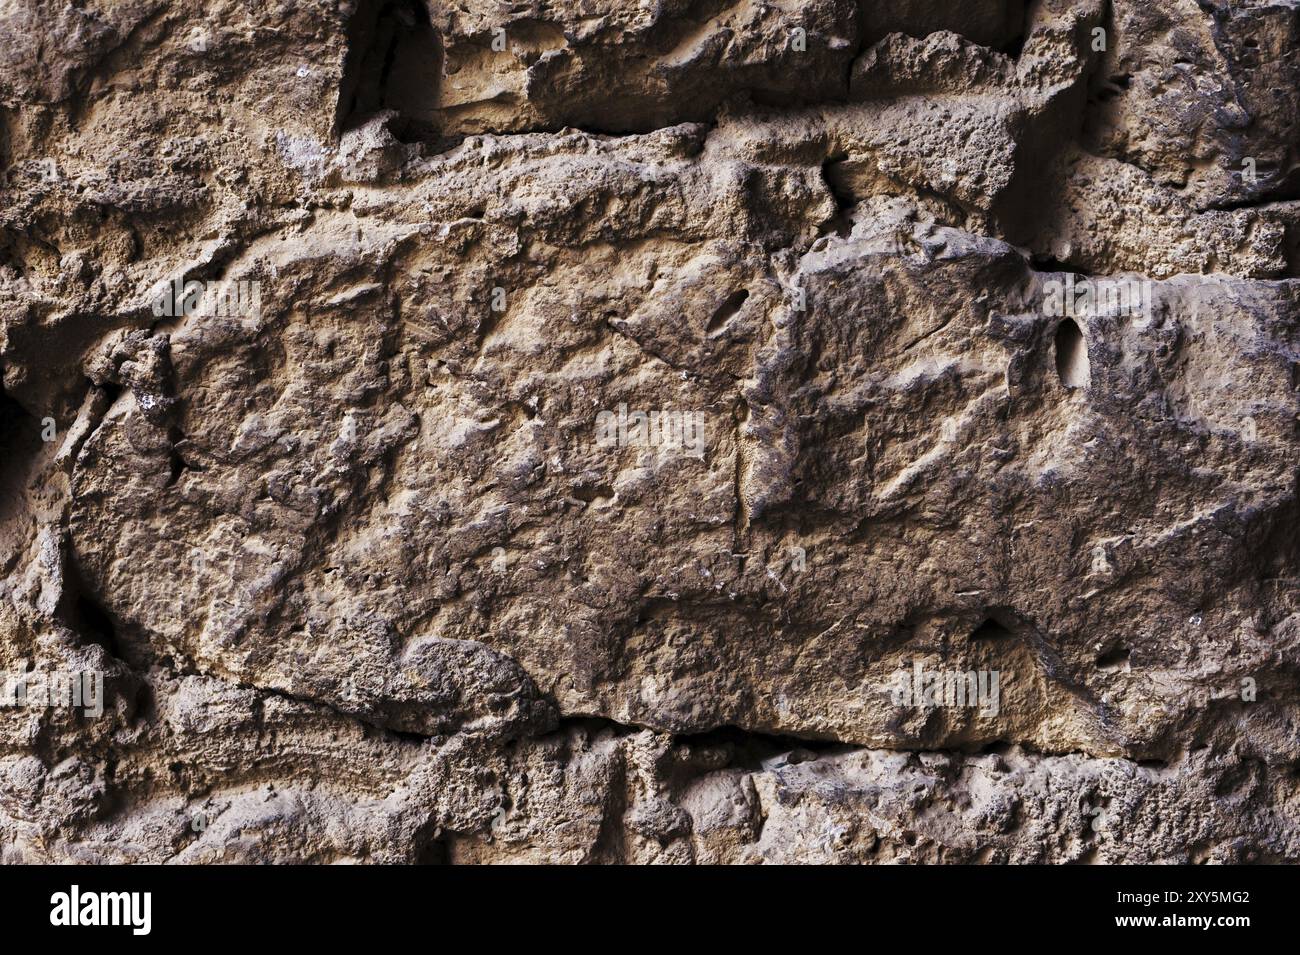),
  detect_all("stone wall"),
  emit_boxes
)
[0,0,1297,863]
